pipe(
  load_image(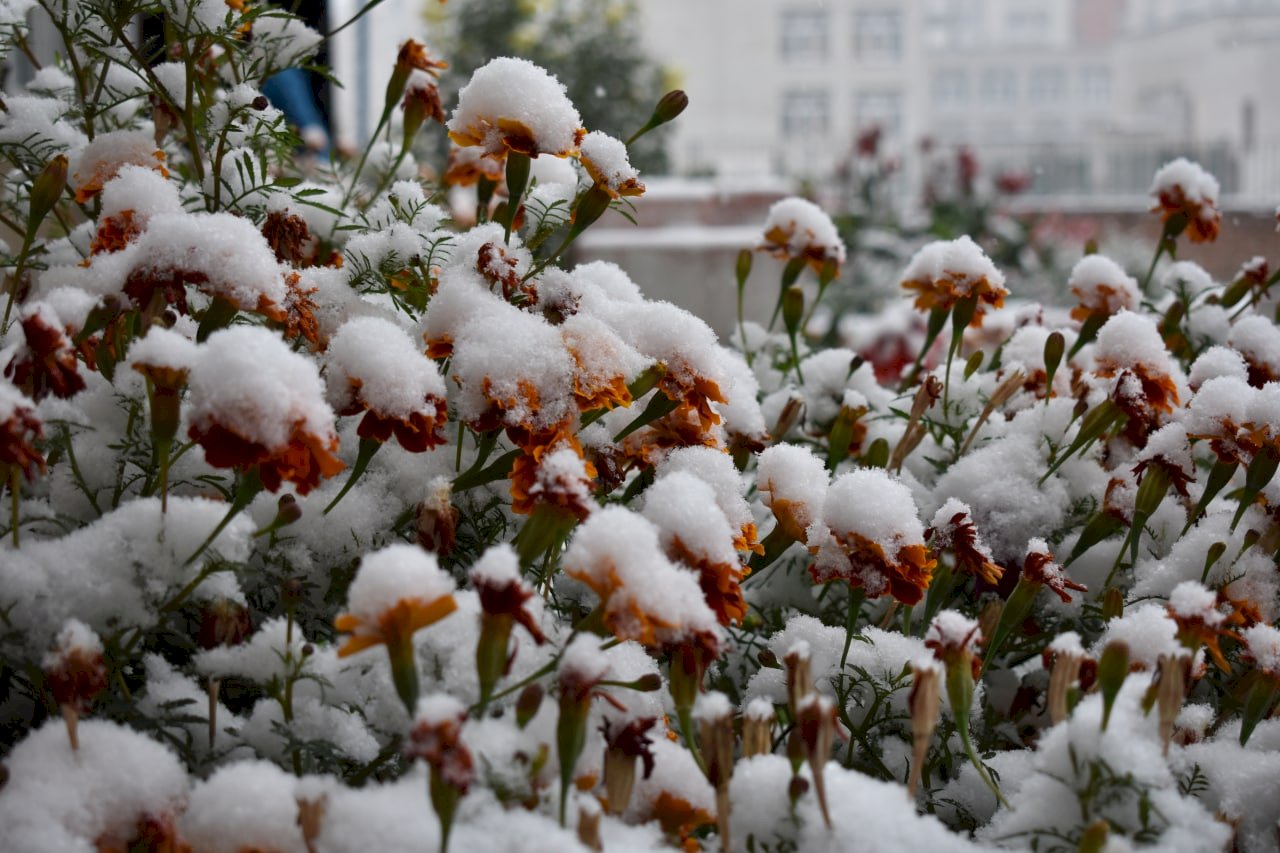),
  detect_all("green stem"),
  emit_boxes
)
[959,721,1009,808]
[839,587,865,669]
[183,468,262,566]
[324,436,382,515]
